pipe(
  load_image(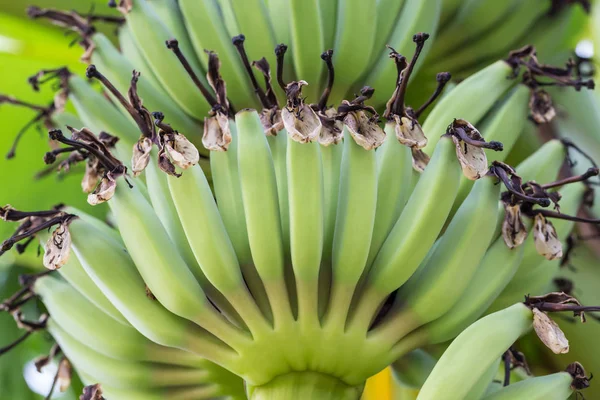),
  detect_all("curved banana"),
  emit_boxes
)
[287,137,324,327]
[481,372,574,400]
[117,24,162,91]
[416,303,533,400]
[89,33,204,147]
[68,217,240,362]
[366,122,413,268]
[324,126,378,330]
[366,0,442,107]
[371,174,500,343]
[236,110,293,325]
[177,0,256,107]
[350,135,461,332]
[422,60,517,154]
[123,0,211,118]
